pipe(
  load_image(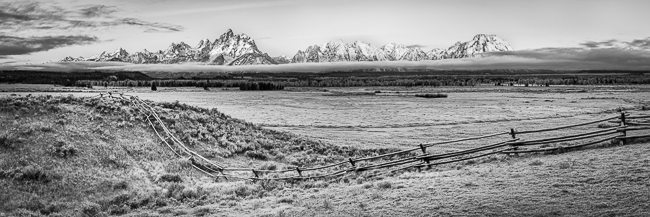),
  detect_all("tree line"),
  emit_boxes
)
[73,74,650,89]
